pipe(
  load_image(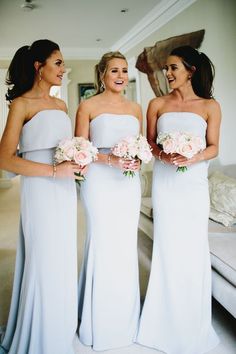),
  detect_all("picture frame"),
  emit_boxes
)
[78,83,96,102]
